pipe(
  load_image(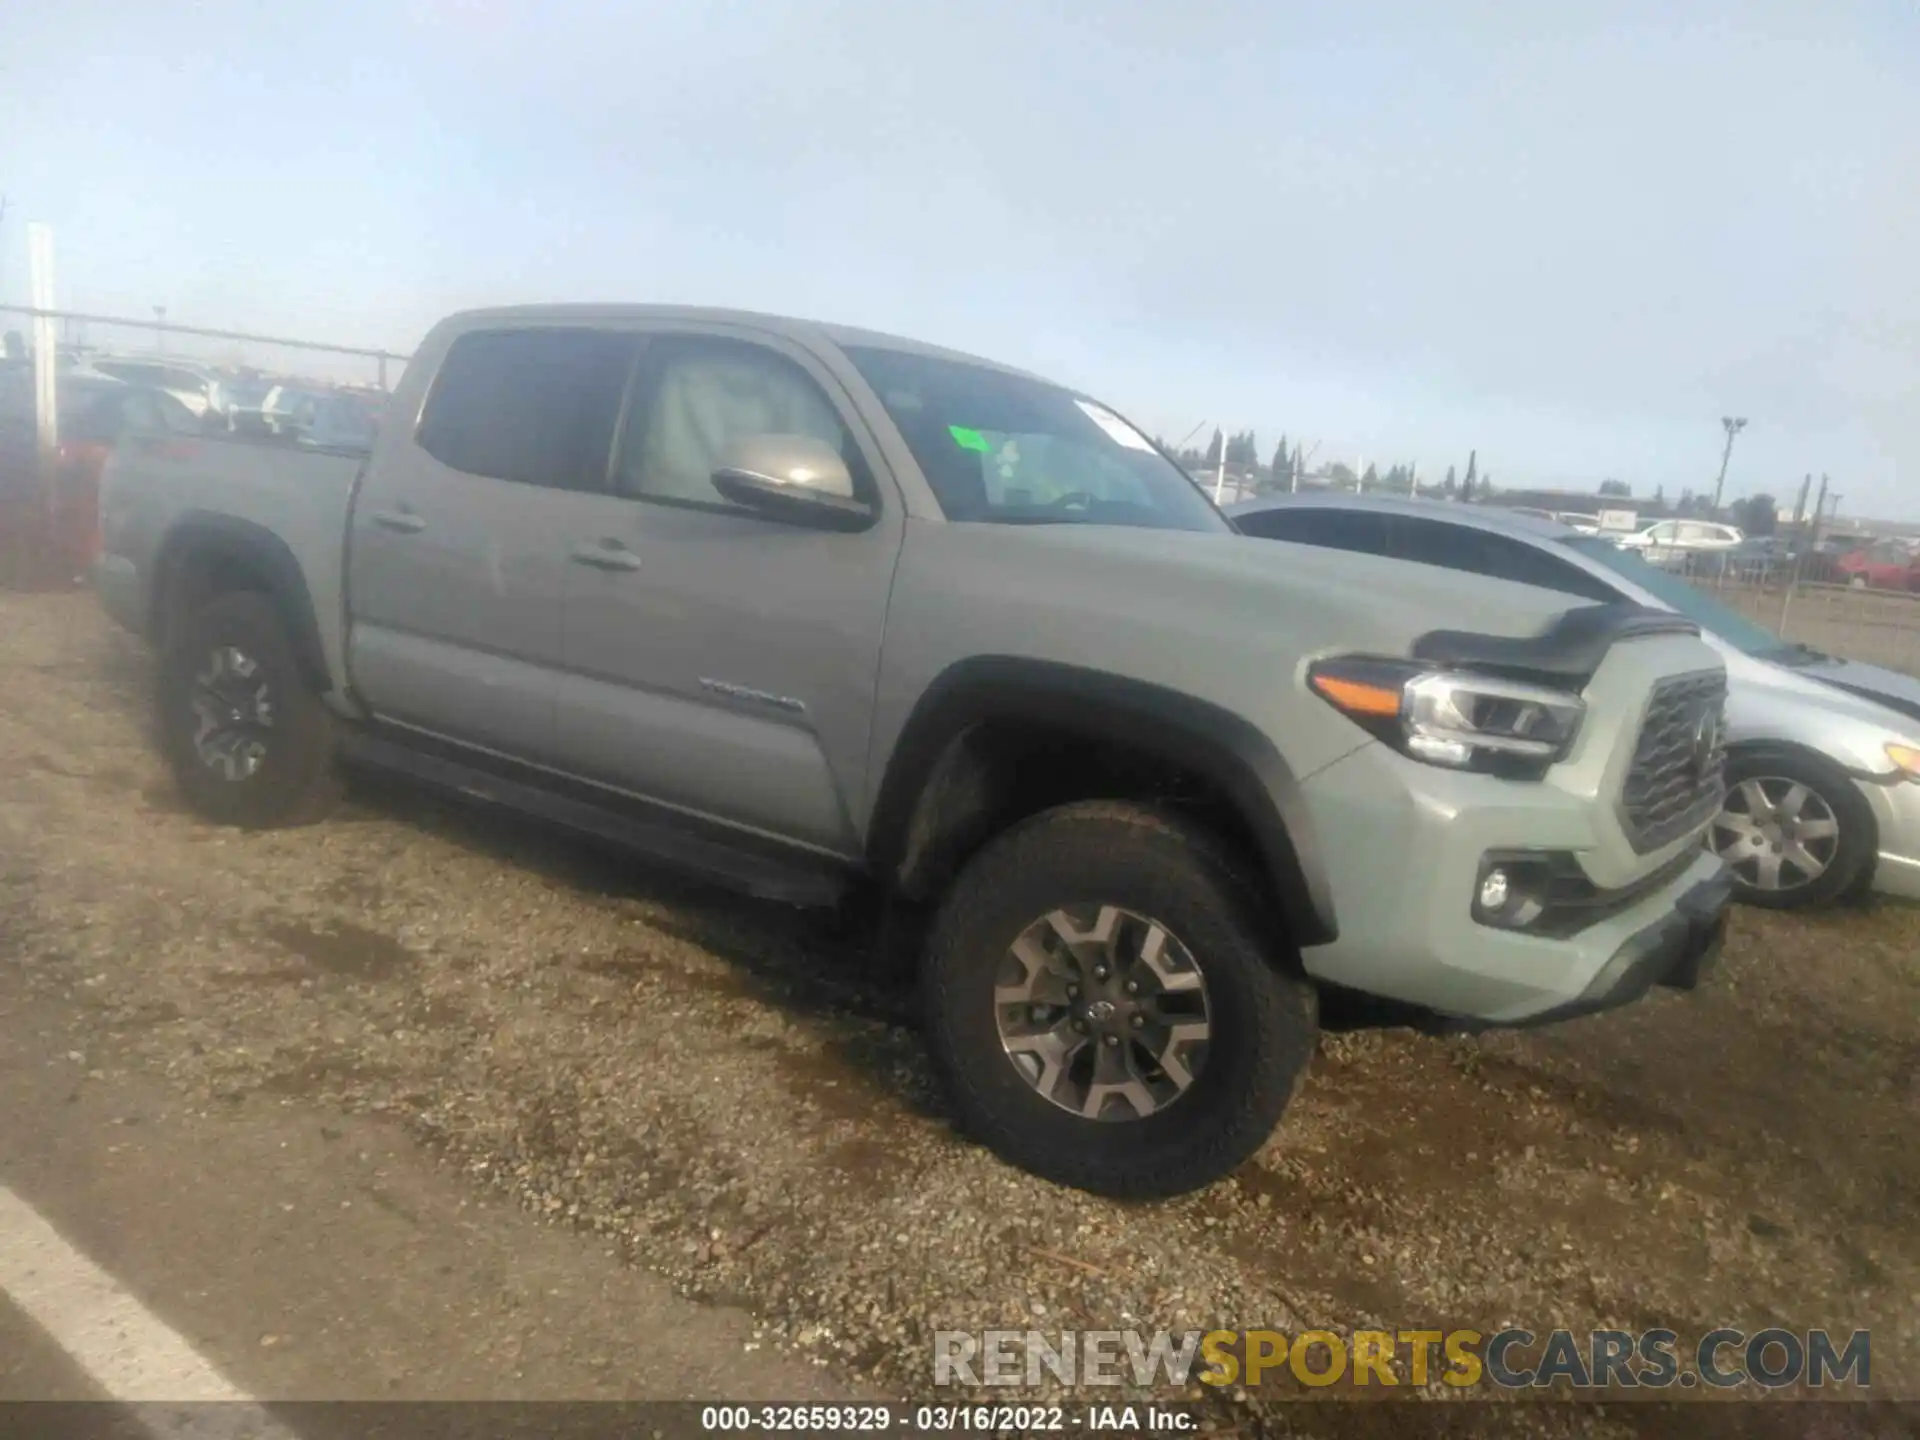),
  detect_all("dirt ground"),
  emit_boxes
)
[2,591,1916,1434]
